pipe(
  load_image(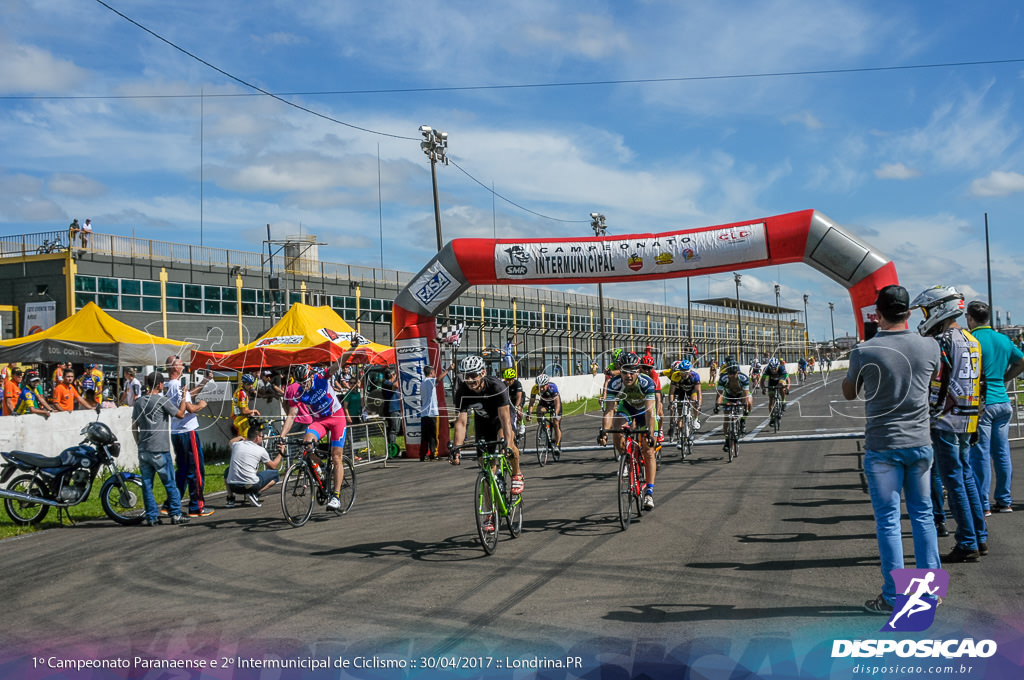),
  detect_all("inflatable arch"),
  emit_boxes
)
[391,208,898,458]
